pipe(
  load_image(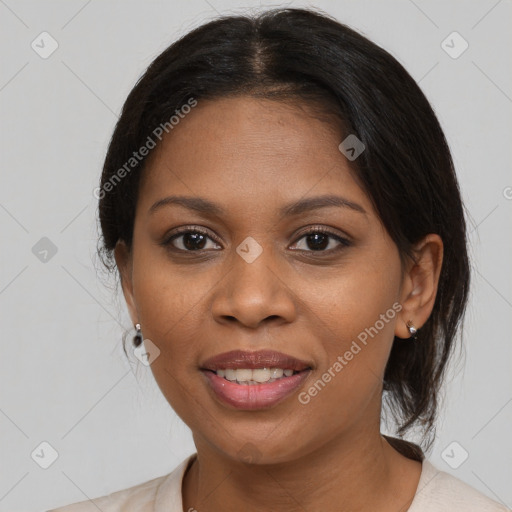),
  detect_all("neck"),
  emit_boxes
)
[182,425,422,512]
